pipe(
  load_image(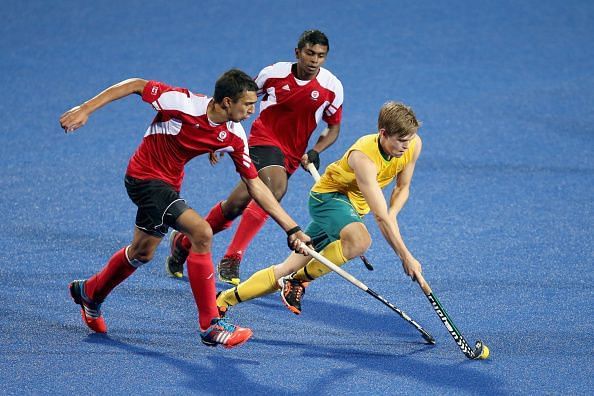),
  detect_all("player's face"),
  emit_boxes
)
[294,43,328,80]
[379,129,417,158]
[227,90,257,122]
